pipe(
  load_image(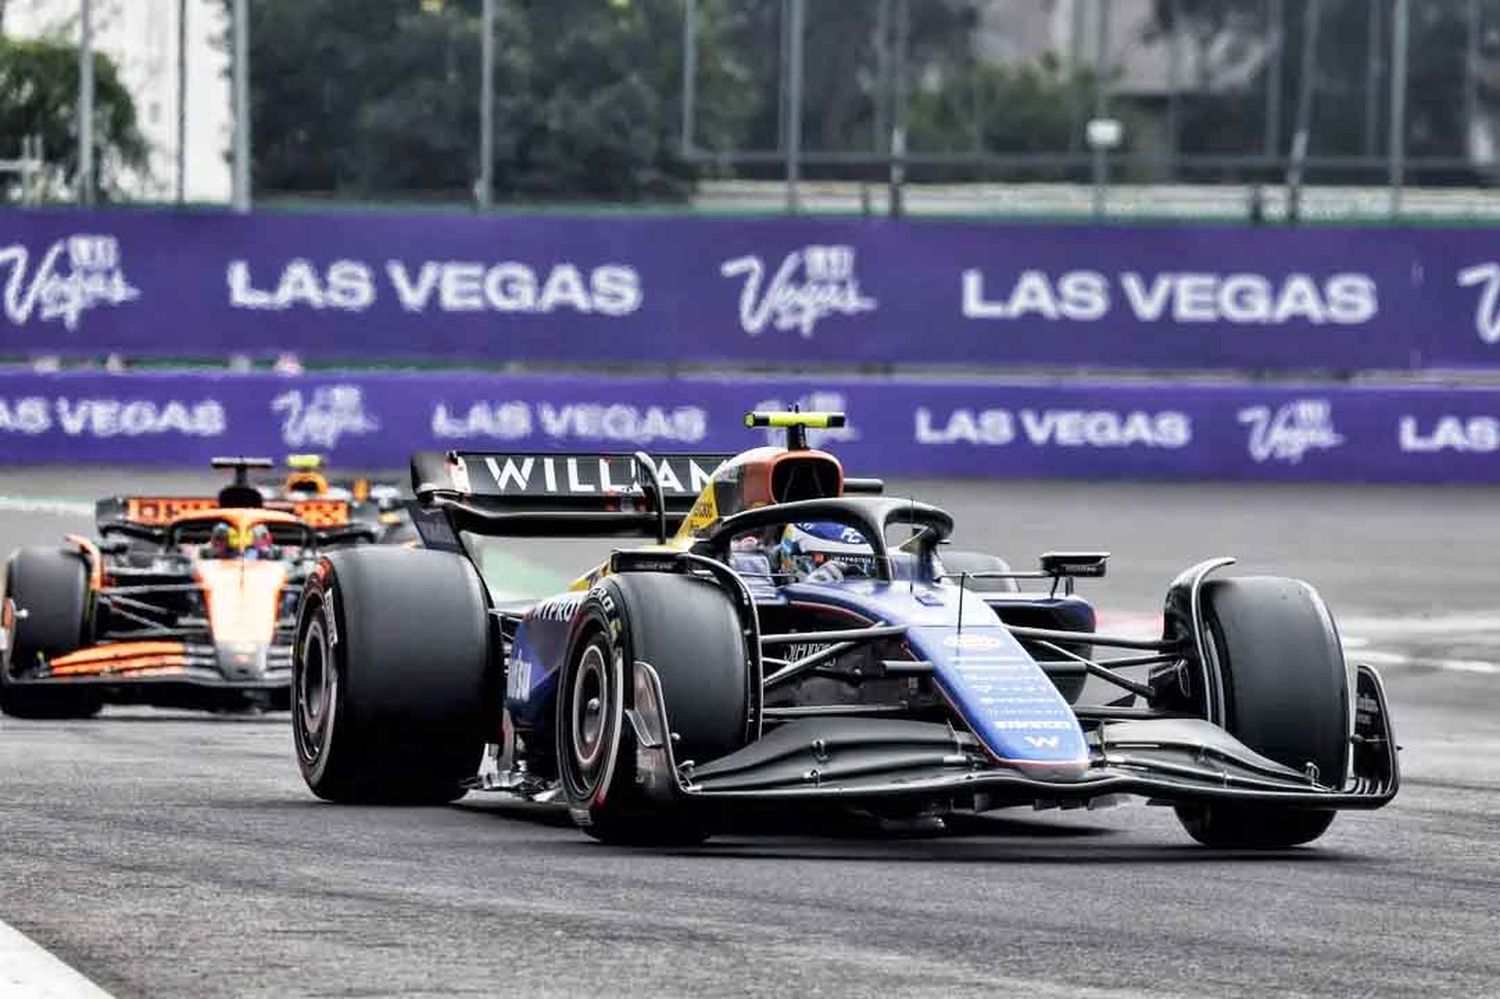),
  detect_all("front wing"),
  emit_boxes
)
[3,639,292,702]
[625,660,1399,813]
